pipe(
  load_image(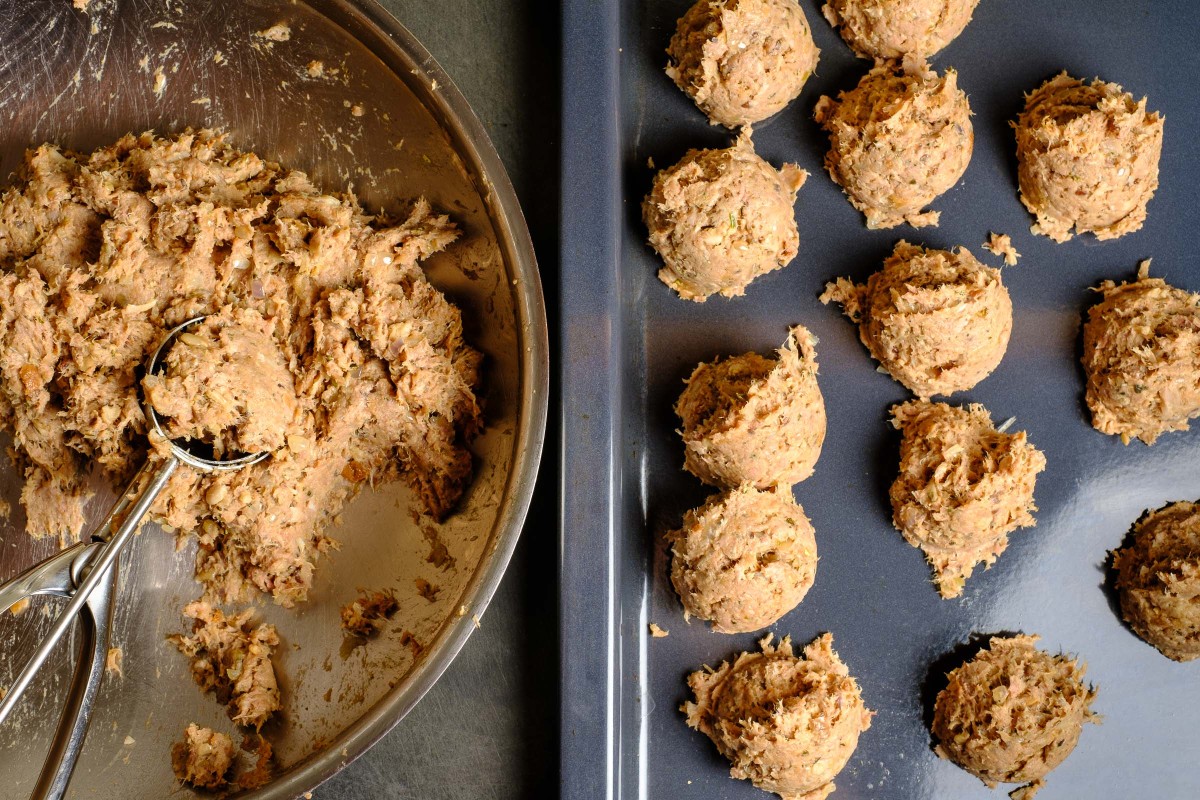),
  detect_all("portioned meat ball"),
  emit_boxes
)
[821,241,1011,398]
[676,326,825,489]
[1014,72,1164,242]
[645,131,807,302]
[822,0,979,60]
[667,0,820,128]
[1081,261,1200,445]
[668,484,817,634]
[933,635,1098,797]
[684,634,872,800]
[814,59,972,229]
[1113,501,1200,662]
[889,401,1045,599]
